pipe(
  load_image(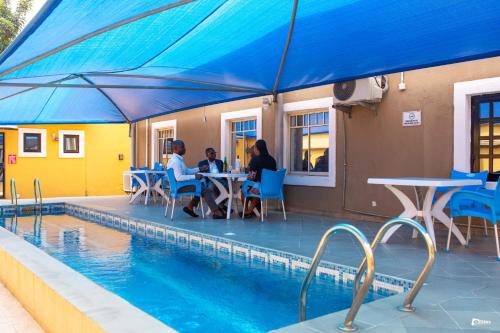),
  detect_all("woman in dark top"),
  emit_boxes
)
[240,139,277,218]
